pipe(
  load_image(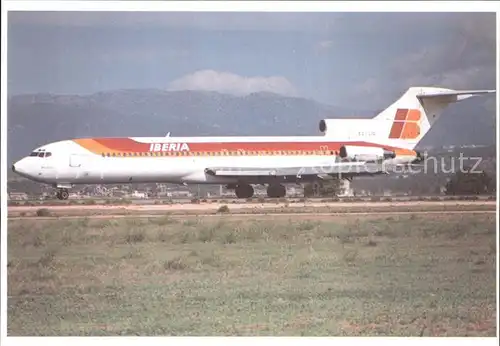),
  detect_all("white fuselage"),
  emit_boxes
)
[11,135,416,187]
